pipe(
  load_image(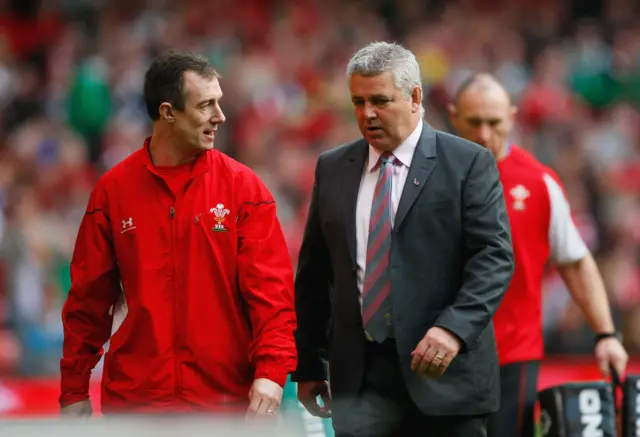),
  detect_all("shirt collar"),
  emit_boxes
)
[367,120,423,172]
